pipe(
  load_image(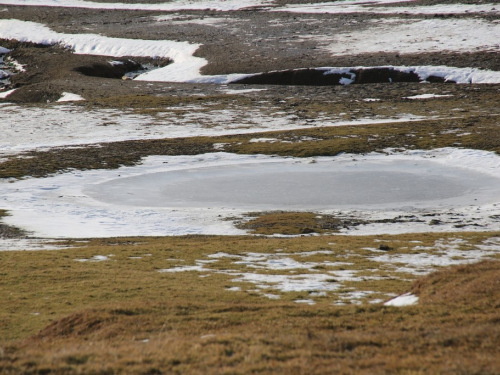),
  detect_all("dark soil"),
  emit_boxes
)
[233,67,447,86]
[0,210,28,238]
